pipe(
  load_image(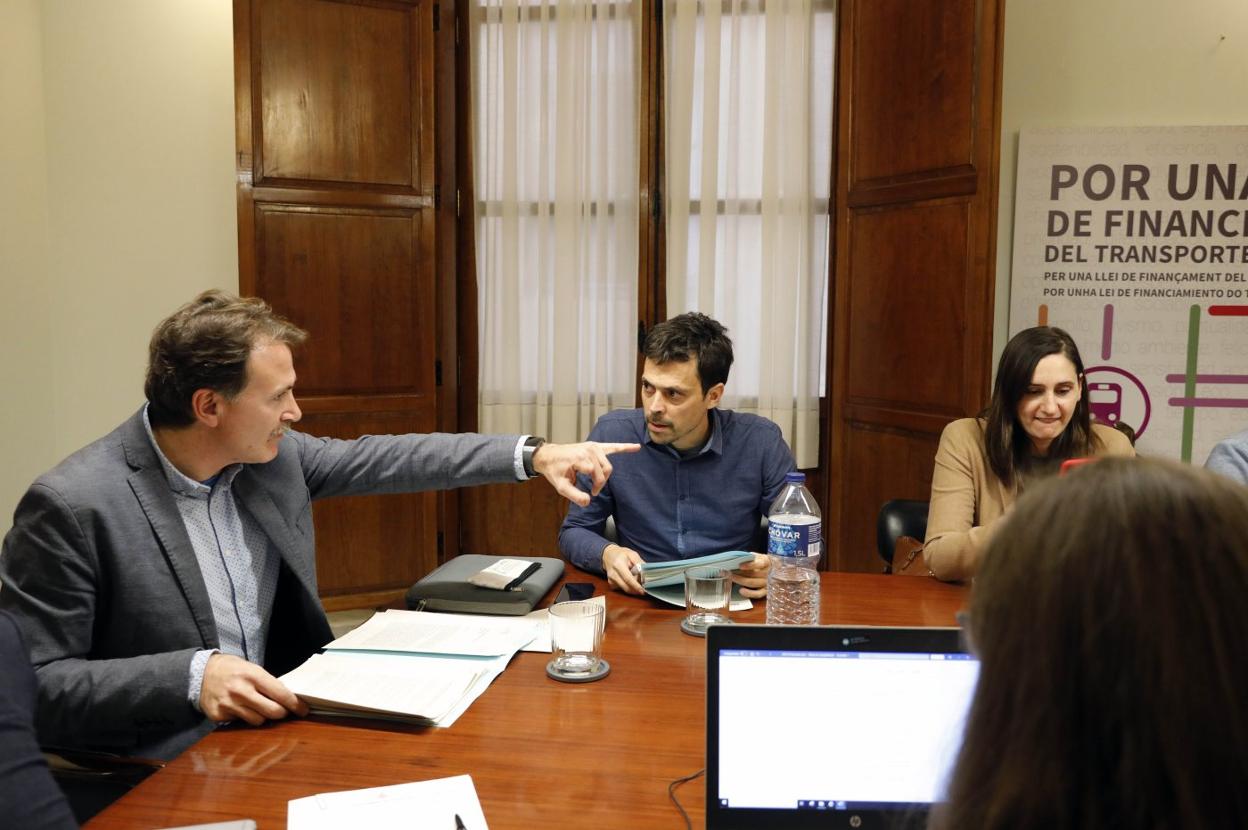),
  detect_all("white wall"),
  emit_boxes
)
[0,0,237,533]
[995,0,1248,363]
[0,0,54,534]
